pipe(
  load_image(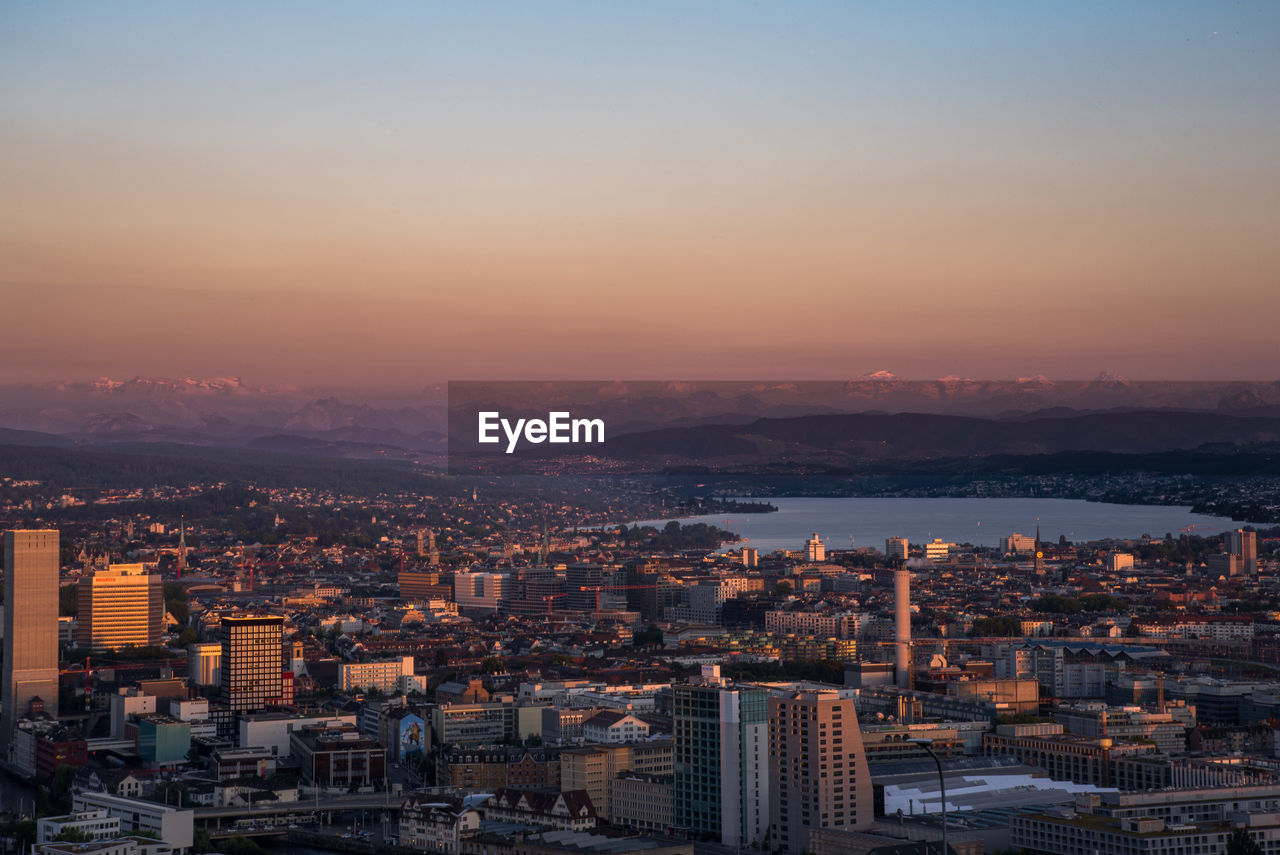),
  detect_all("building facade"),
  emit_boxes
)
[3,529,61,759]
[220,615,284,712]
[768,688,873,855]
[673,672,769,849]
[76,564,164,652]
